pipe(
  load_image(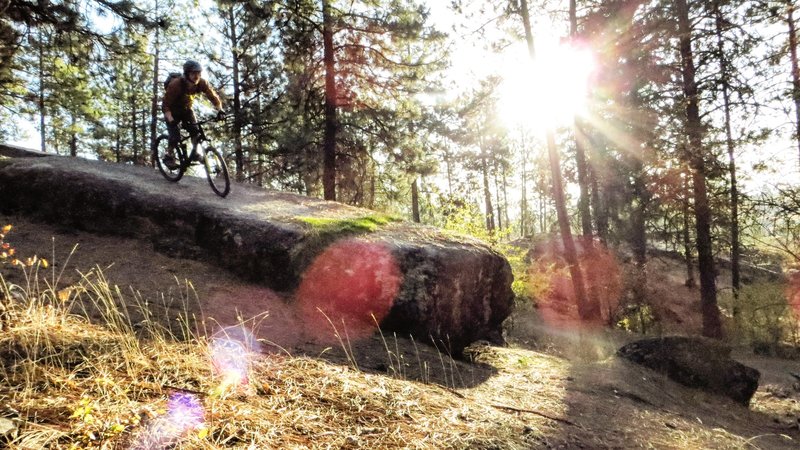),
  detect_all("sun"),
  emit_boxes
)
[497,40,595,132]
